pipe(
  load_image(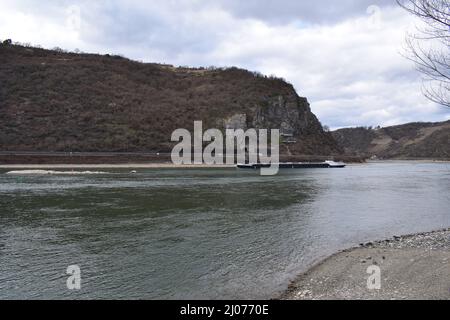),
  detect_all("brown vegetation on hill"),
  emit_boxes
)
[332,120,450,159]
[0,42,340,158]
